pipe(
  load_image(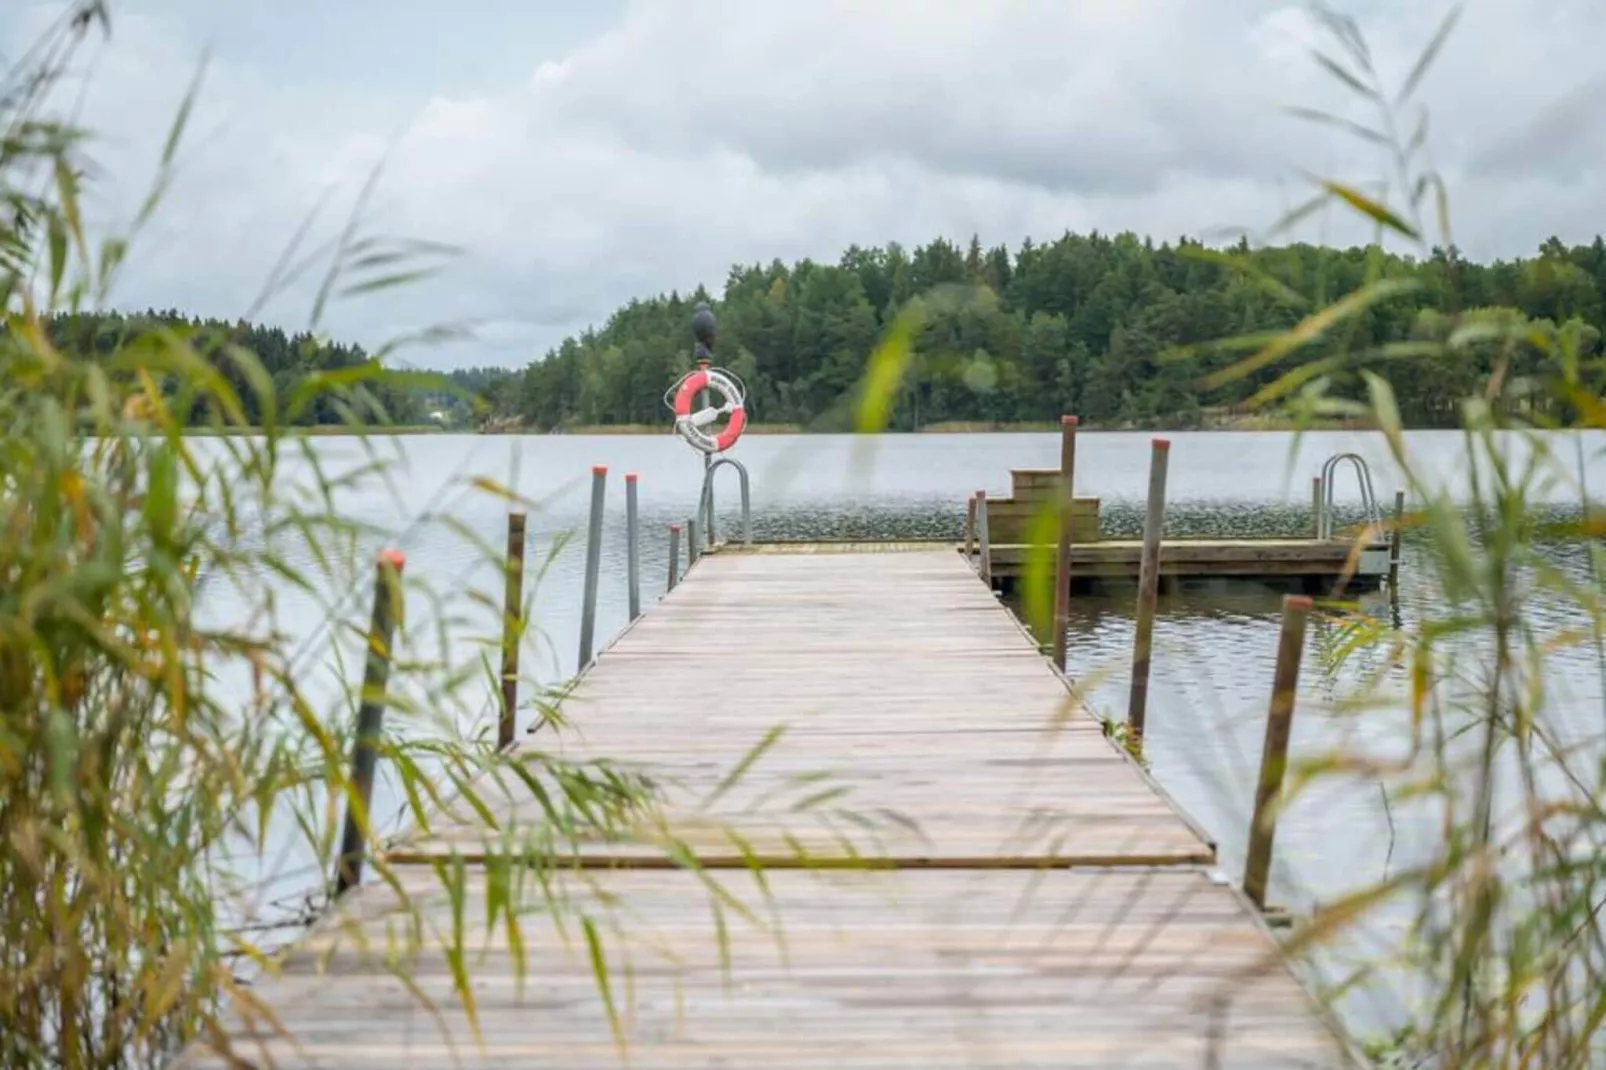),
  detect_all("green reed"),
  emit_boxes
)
[0,7,853,1066]
[1191,5,1606,1065]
